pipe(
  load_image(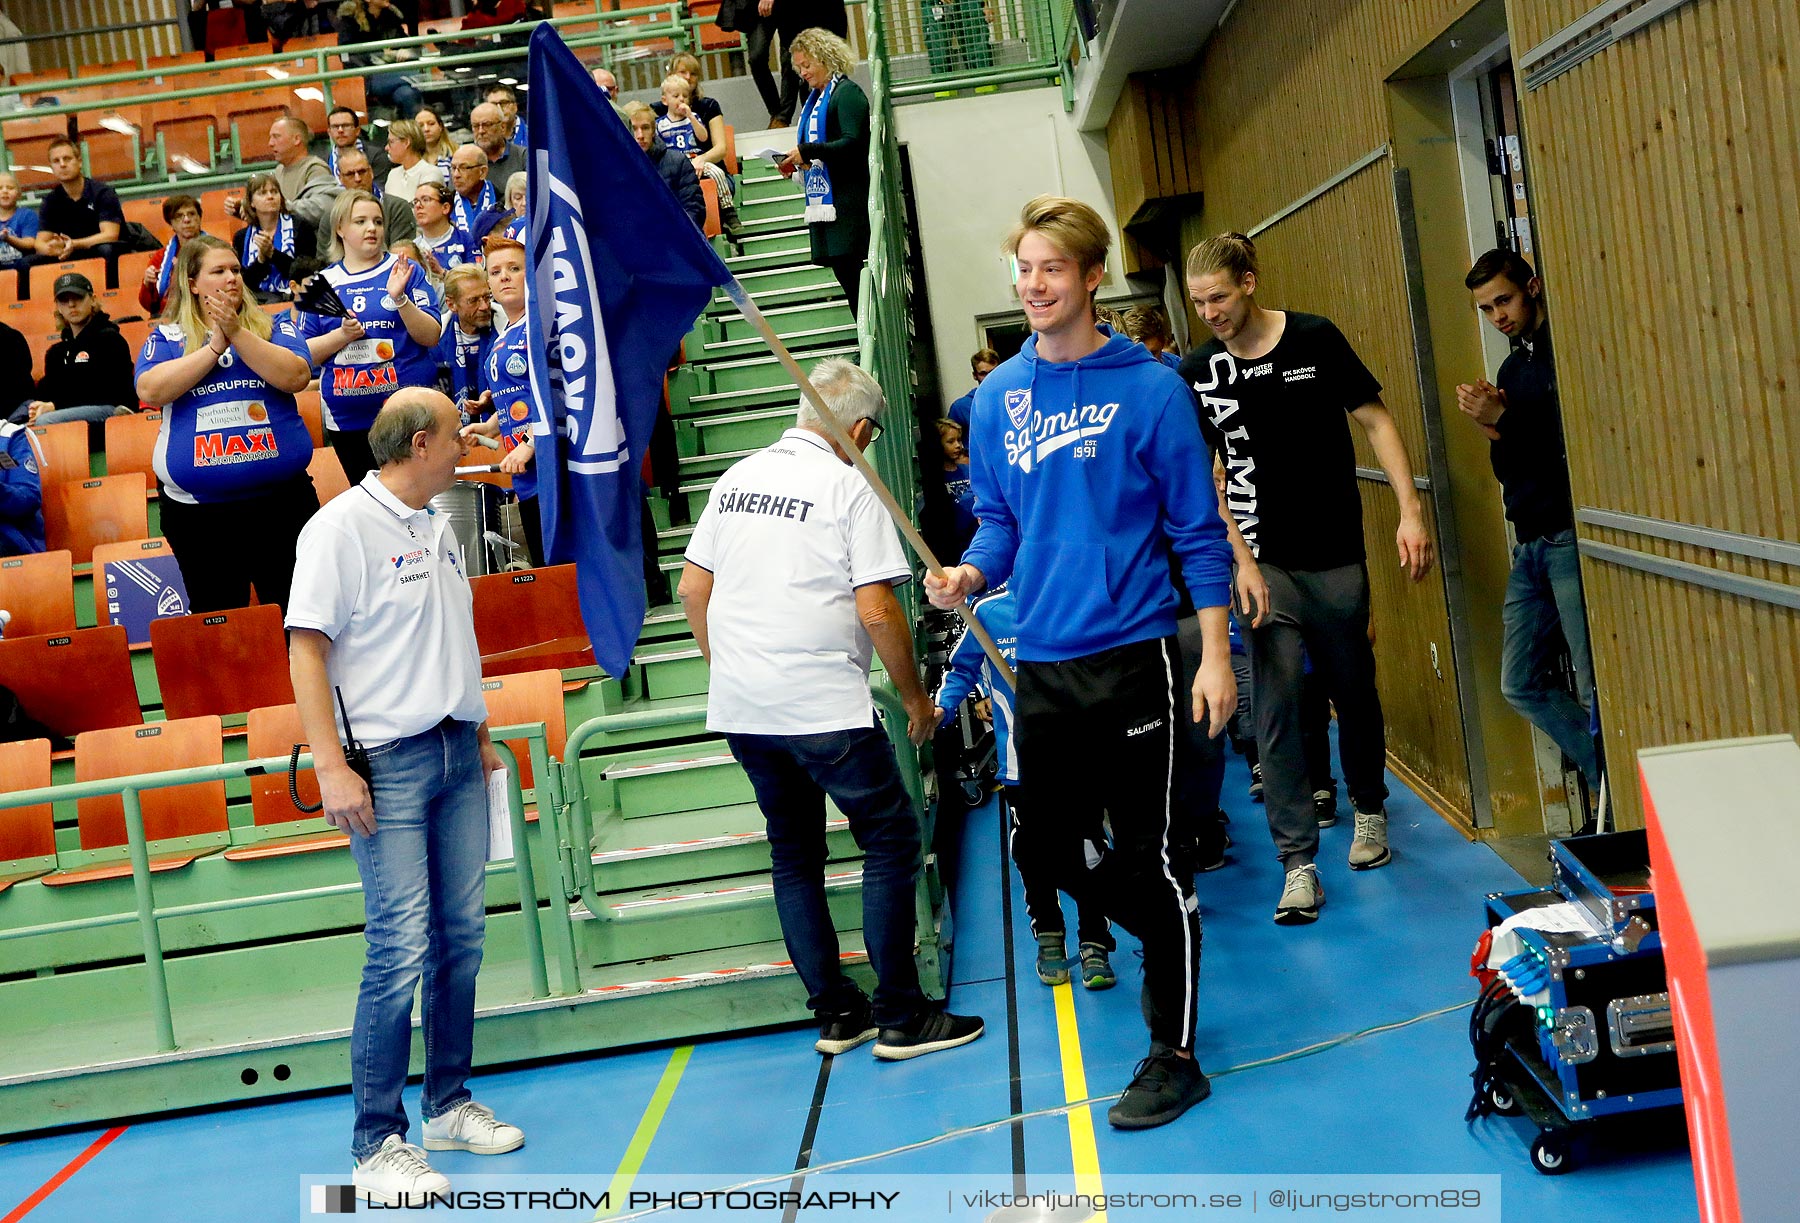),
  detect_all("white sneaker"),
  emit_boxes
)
[354,1134,450,1205]
[423,1099,525,1155]
[1274,864,1324,925]
[1348,811,1391,870]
